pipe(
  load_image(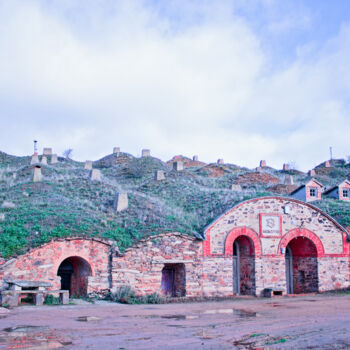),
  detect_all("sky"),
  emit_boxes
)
[0,0,350,171]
